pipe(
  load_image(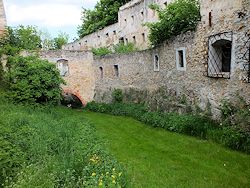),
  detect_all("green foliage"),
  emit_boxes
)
[2,26,42,51]
[114,43,138,54]
[0,92,126,187]
[112,89,124,103]
[147,0,201,46]
[92,47,112,56]
[92,43,138,56]
[86,102,250,153]
[53,32,69,49]
[78,0,131,38]
[6,55,64,104]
